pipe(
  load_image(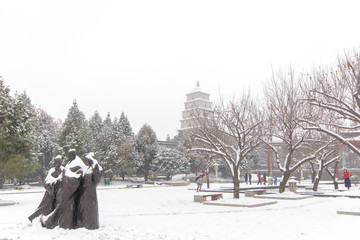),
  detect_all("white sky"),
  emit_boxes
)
[1,0,360,140]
